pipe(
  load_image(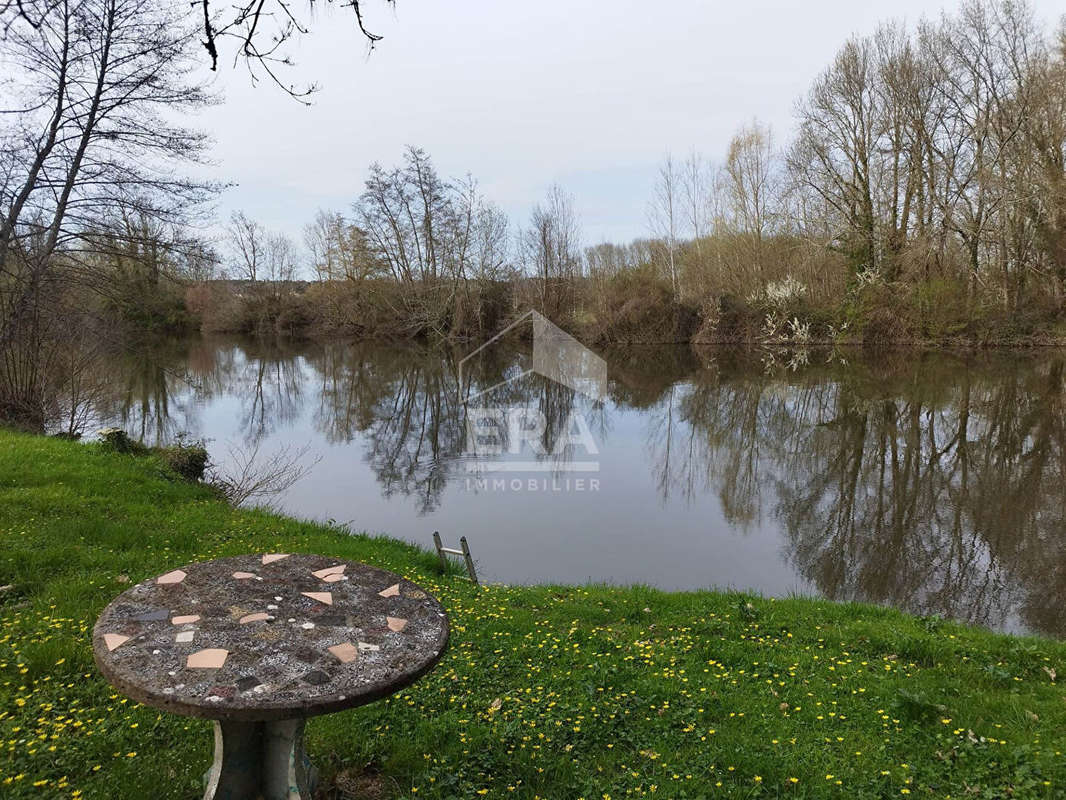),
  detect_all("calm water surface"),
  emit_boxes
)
[97,337,1066,639]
